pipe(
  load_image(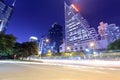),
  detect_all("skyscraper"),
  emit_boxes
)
[64,2,98,52]
[48,23,63,53]
[98,22,120,43]
[107,24,120,43]
[0,0,15,32]
[39,35,50,54]
[39,23,63,54]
